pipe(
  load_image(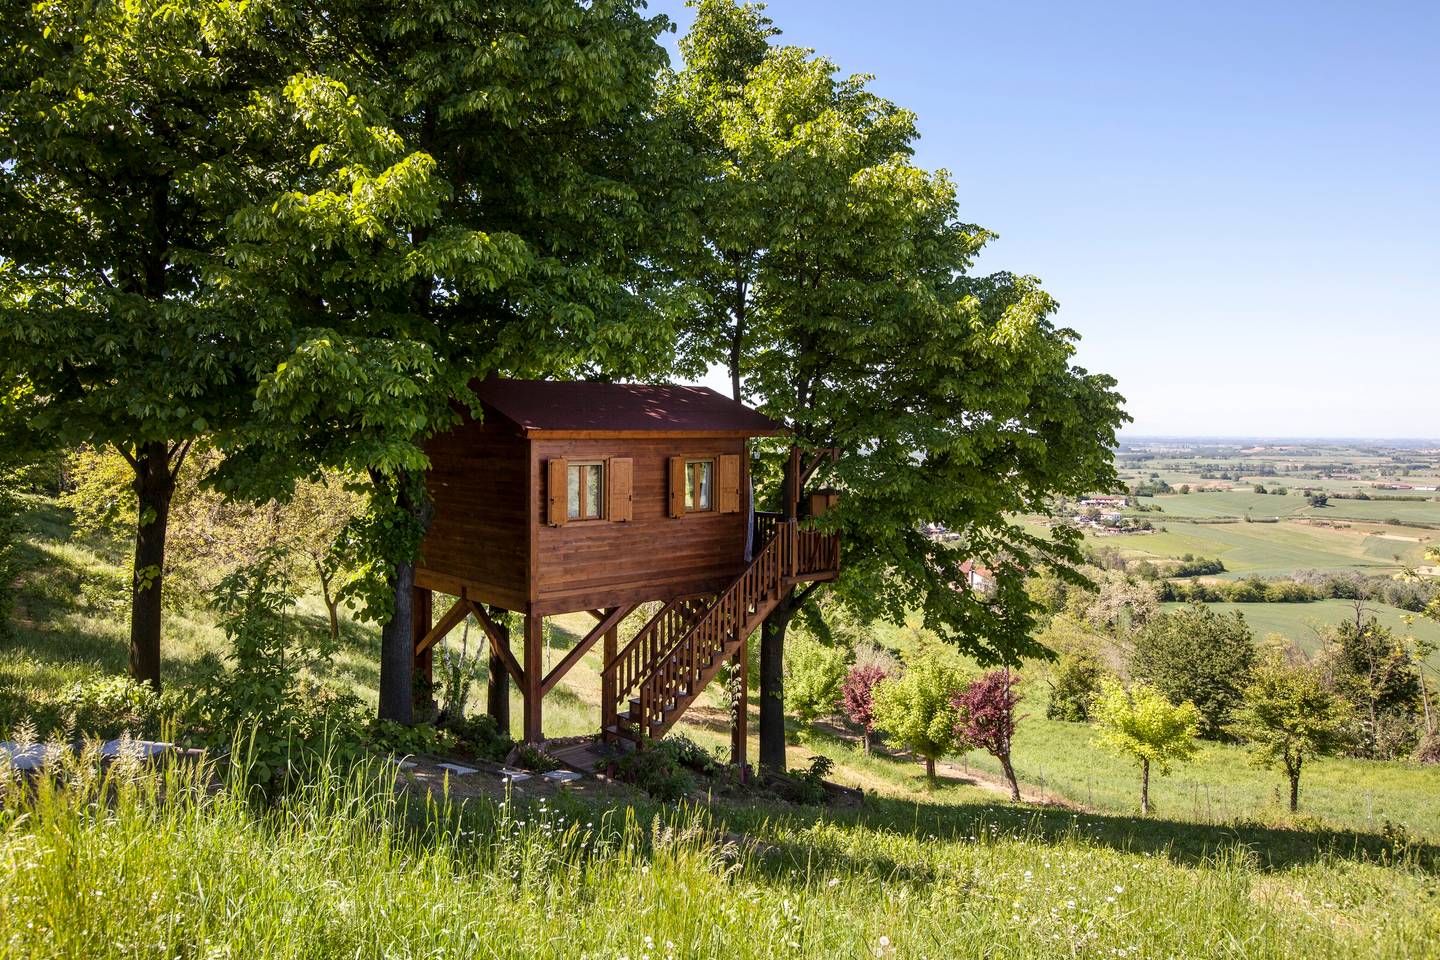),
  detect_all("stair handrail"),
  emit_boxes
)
[632,523,790,735]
